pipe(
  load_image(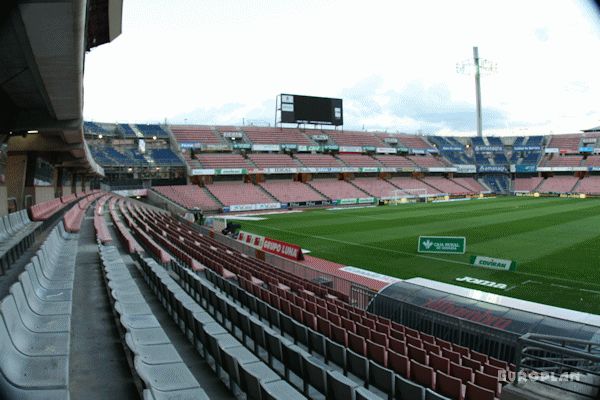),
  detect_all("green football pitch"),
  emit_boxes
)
[230,196,600,314]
